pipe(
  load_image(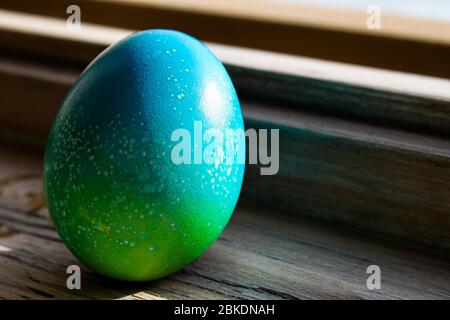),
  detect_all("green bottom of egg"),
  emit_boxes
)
[51,185,229,281]
[44,30,245,281]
